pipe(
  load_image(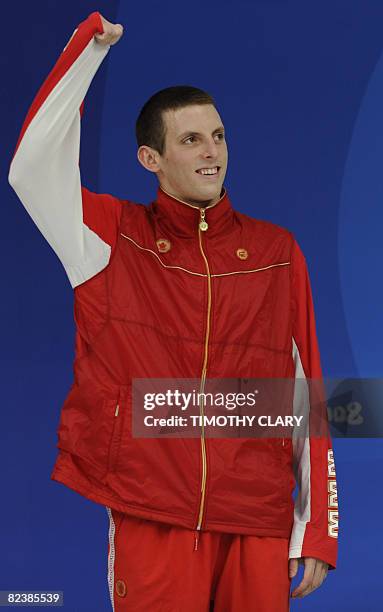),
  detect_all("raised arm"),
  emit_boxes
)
[8,12,124,288]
